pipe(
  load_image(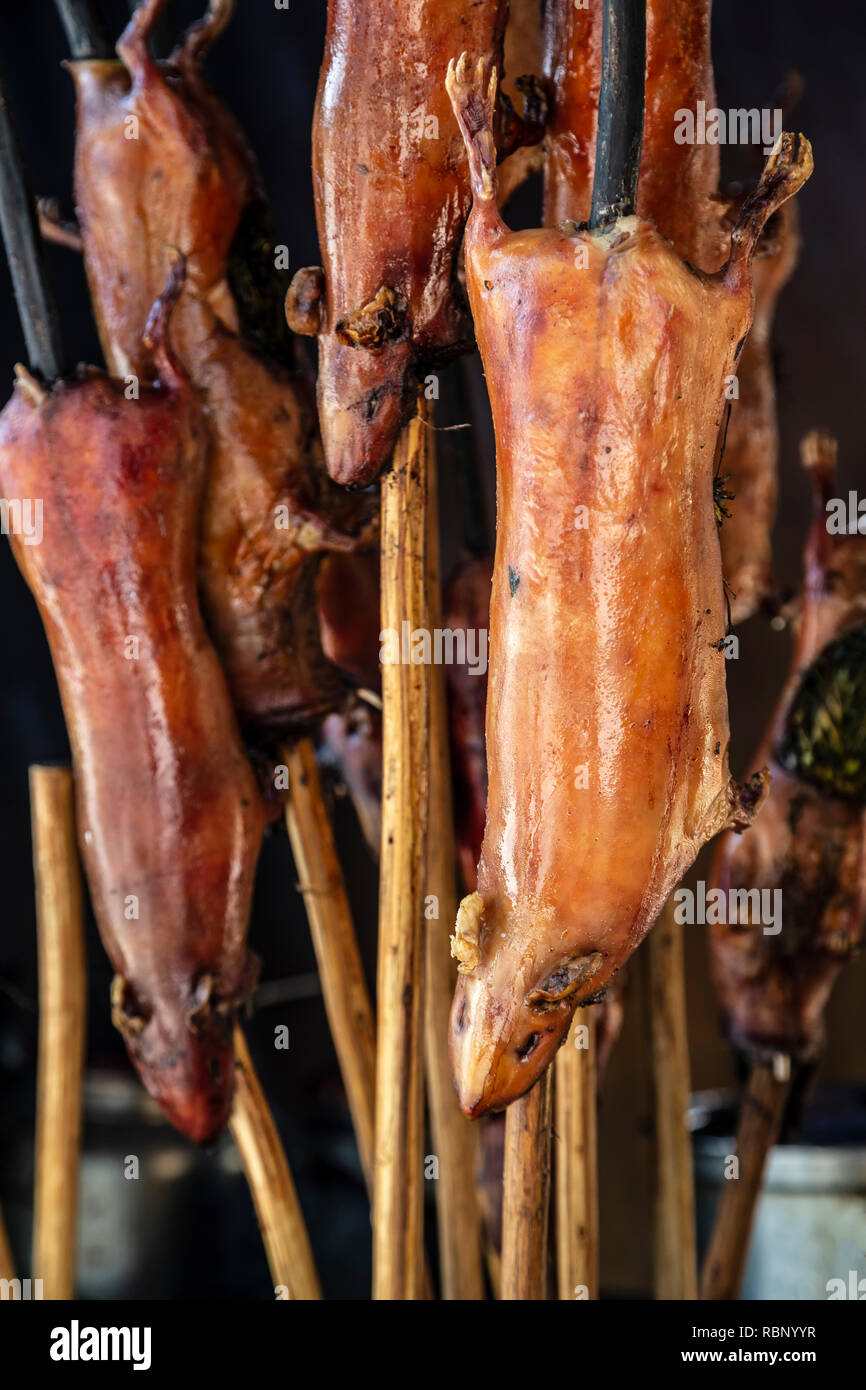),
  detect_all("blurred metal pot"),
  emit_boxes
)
[692,1085,866,1300]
